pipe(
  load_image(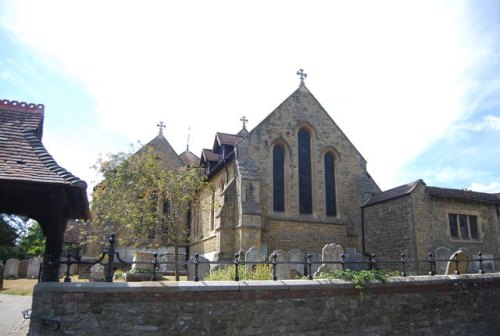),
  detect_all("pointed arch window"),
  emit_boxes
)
[298,128,312,214]
[273,144,285,212]
[324,152,337,216]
